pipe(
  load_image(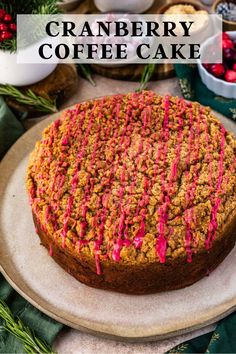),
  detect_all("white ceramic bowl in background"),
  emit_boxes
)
[94,0,154,13]
[198,31,236,99]
[0,50,57,86]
